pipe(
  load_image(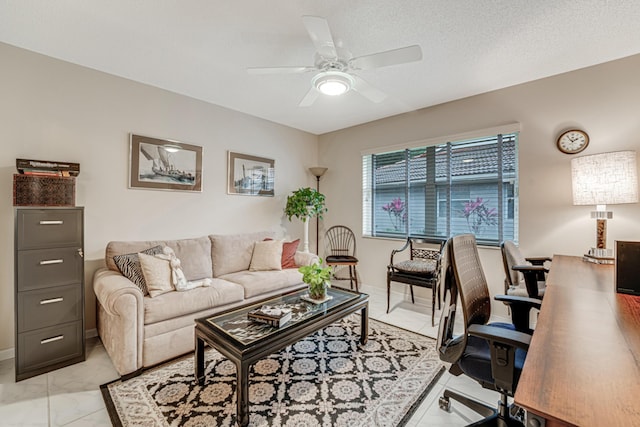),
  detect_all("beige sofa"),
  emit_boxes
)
[93,231,317,376]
